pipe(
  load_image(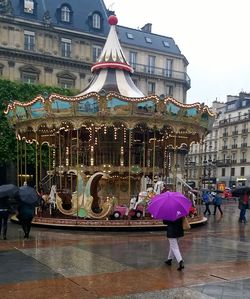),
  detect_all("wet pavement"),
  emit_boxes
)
[0,201,249,298]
